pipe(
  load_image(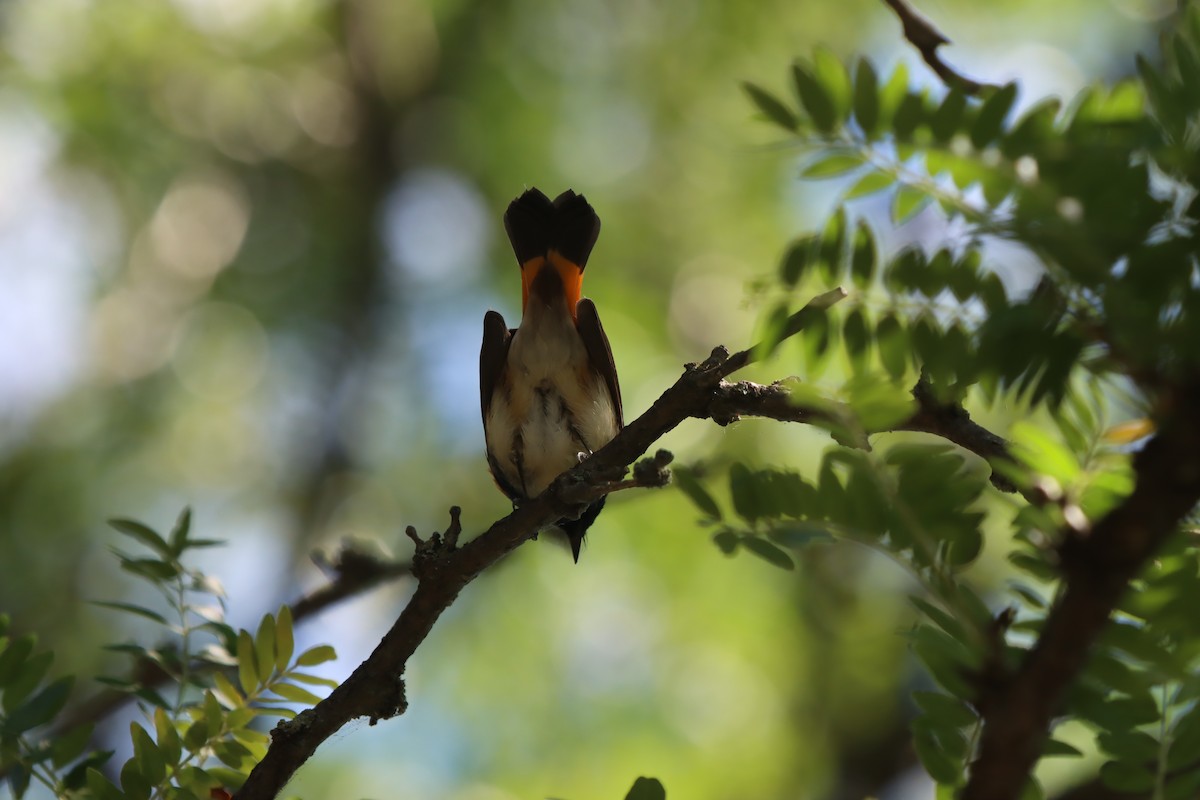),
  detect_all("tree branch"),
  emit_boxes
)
[962,381,1200,800]
[706,374,1017,492]
[233,288,852,798]
[880,0,992,95]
